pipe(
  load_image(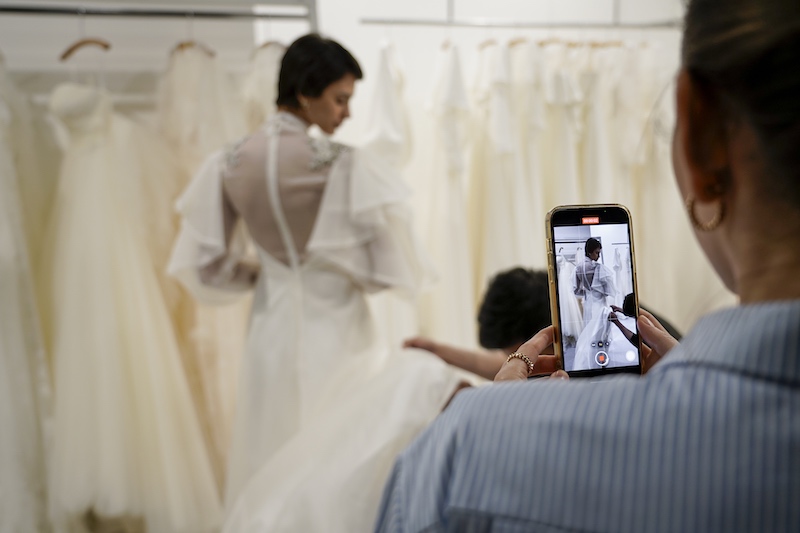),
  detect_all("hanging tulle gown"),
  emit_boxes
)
[361,42,425,353]
[417,44,478,347]
[241,41,286,132]
[580,46,619,204]
[540,43,583,208]
[509,40,548,267]
[0,83,51,533]
[159,44,252,487]
[557,253,584,340]
[468,42,536,299]
[45,83,221,533]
